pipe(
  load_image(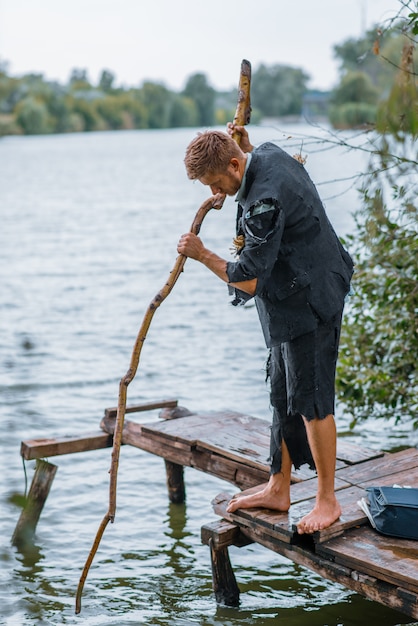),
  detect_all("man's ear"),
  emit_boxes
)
[229,157,241,172]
